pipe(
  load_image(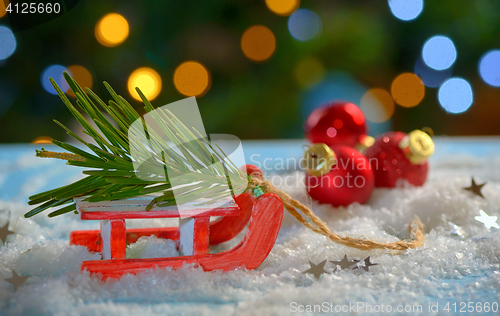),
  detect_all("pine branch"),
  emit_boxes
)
[25,73,249,218]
